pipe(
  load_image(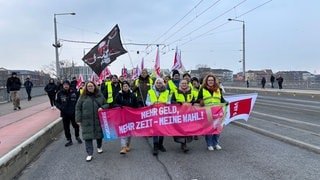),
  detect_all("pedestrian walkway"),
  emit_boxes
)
[0,95,60,157]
